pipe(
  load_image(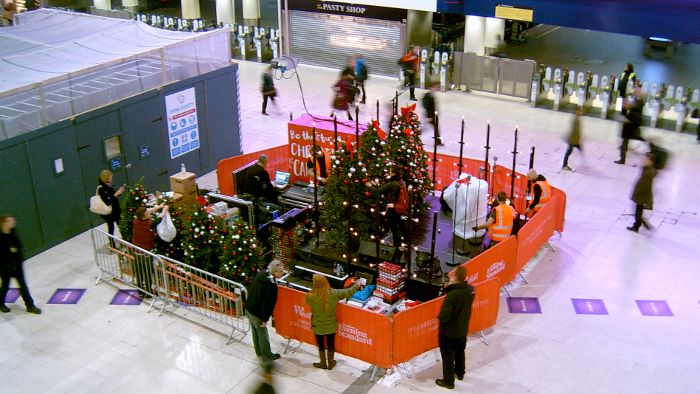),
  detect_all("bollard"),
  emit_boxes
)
[419,48,428,89]
[553,78,563,111]
[439,52,449,93]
